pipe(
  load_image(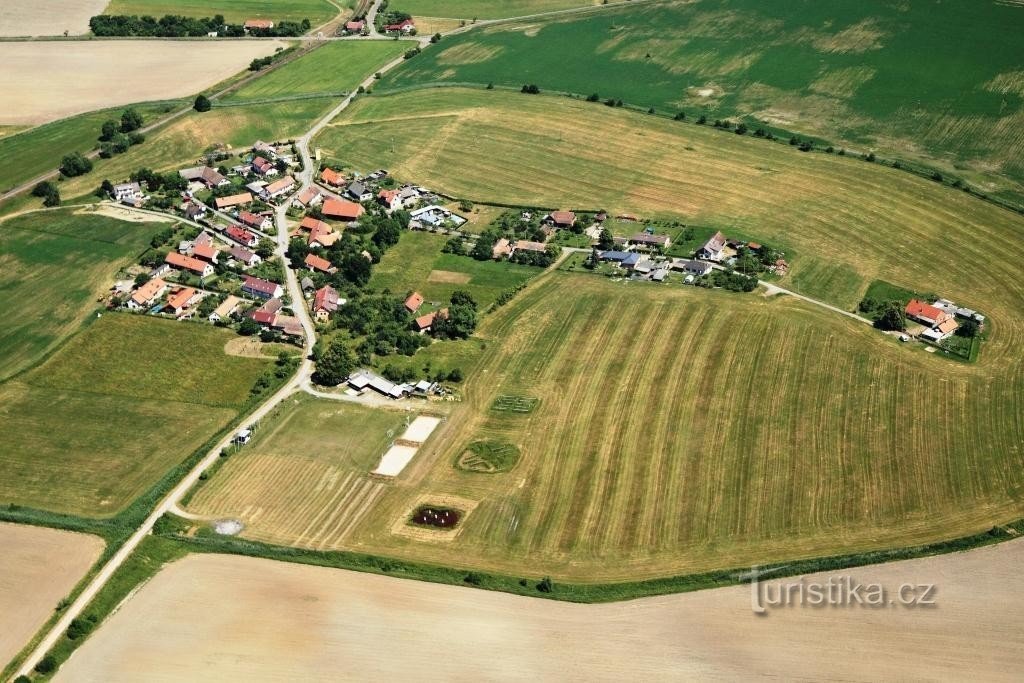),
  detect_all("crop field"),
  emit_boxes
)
[368,230,538,308]
[0,314,270,516]
[396,0,600,20]
[56,542,1024,680]
[0,523,103,668]
[0,208,159,381]
[186,396,411,549]
[382,0,1024,201]
[224,41,408,103]
[0,0,107,36]
[102,0,337,25]
[0,41,286,125]
[336,270,1024,581]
